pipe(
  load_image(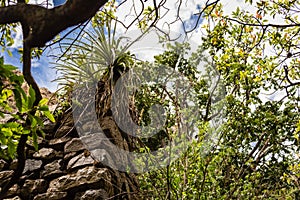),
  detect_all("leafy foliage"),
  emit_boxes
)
[0,0,296,199]
[0,57,55,160]
[137,1,300,199]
